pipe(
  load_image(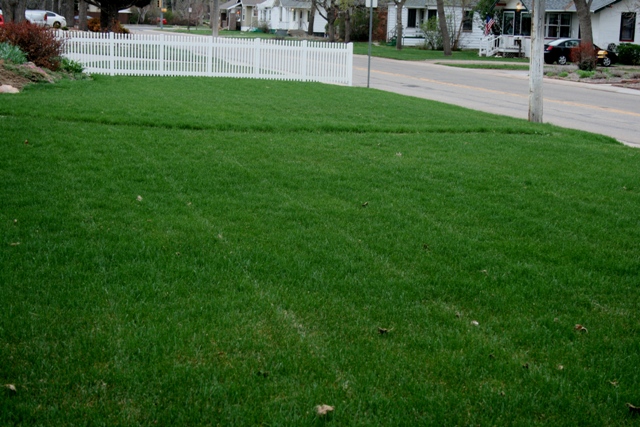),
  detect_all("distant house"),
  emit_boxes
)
[387,0,639,54]
[386,0,485,48]
[257,0,328,35]
[219,0,263,31]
